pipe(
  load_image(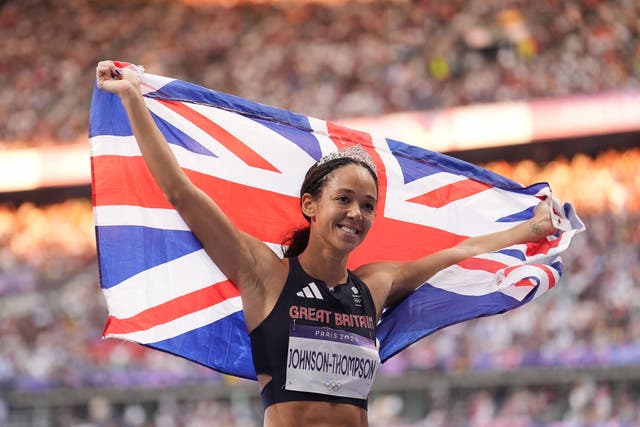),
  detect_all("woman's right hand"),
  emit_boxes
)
[95,60,141,96]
